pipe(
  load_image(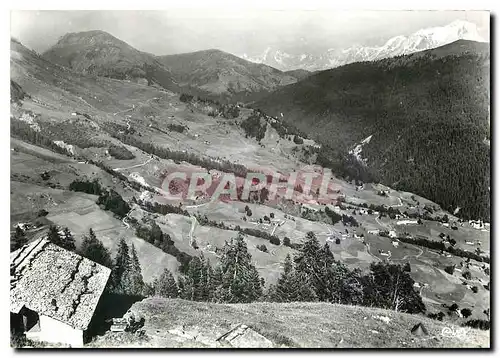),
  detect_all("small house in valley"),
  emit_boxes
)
[10,238,111,347]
